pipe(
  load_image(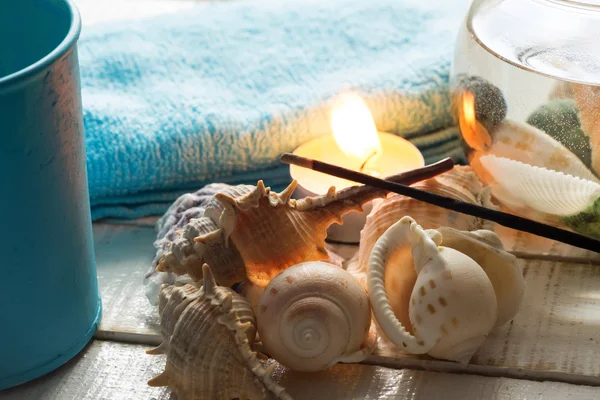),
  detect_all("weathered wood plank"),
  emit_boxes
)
[370,259,600,385]
[93,222,600,385]
[93,224,160,337]
[0,341,173,400]
[2,340,600,400]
